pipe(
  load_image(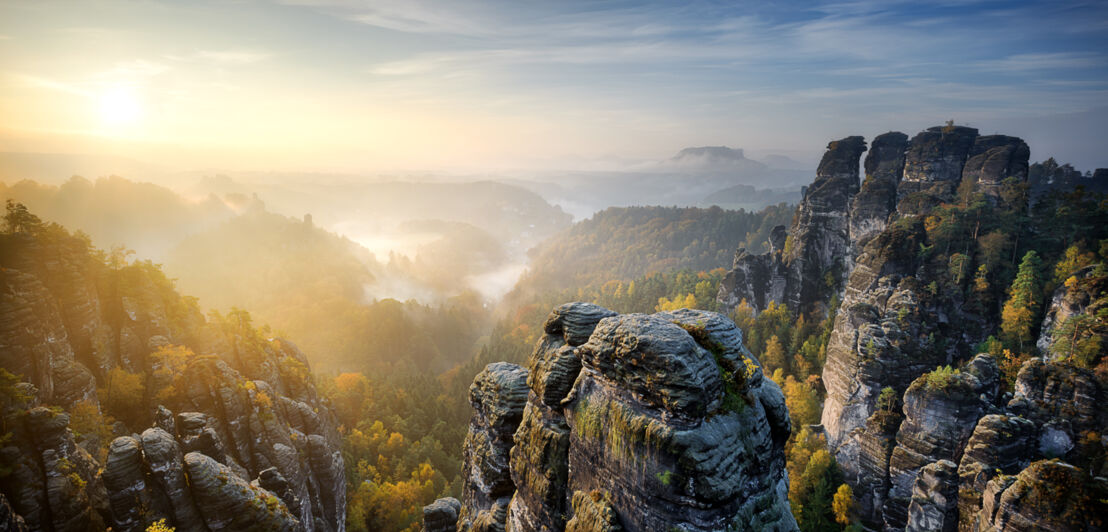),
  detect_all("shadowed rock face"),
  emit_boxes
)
[852,132,909,248]
[956,415,1037,530]
[429,304,797,532]
[963,135,1030,200]
[1037,264,1106,356]
[423,498,462,532]
[905,459,958,532]
[898,126,979,213]
[883,357,998,529]
[712,125,1105,531]
[0,227,345,532]
[717,136,867,317]
[457,362,529,531]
